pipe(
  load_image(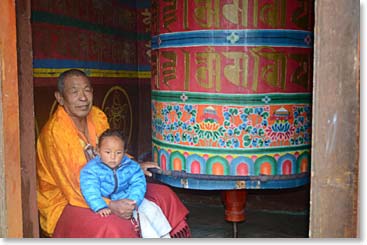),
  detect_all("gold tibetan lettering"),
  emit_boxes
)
[195,48,221,92]
[250,47,287,91]
[151,51,159,89]
[184,51,190,91]
[253,0,259,27]
[223,0,249,27]
[292,0,311,30]
[259,0,286,28]
[192,0,220,28]
[161,51,177,86]
[162,0,177,31]
[222,52,249,88]
[289,53,311,90]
